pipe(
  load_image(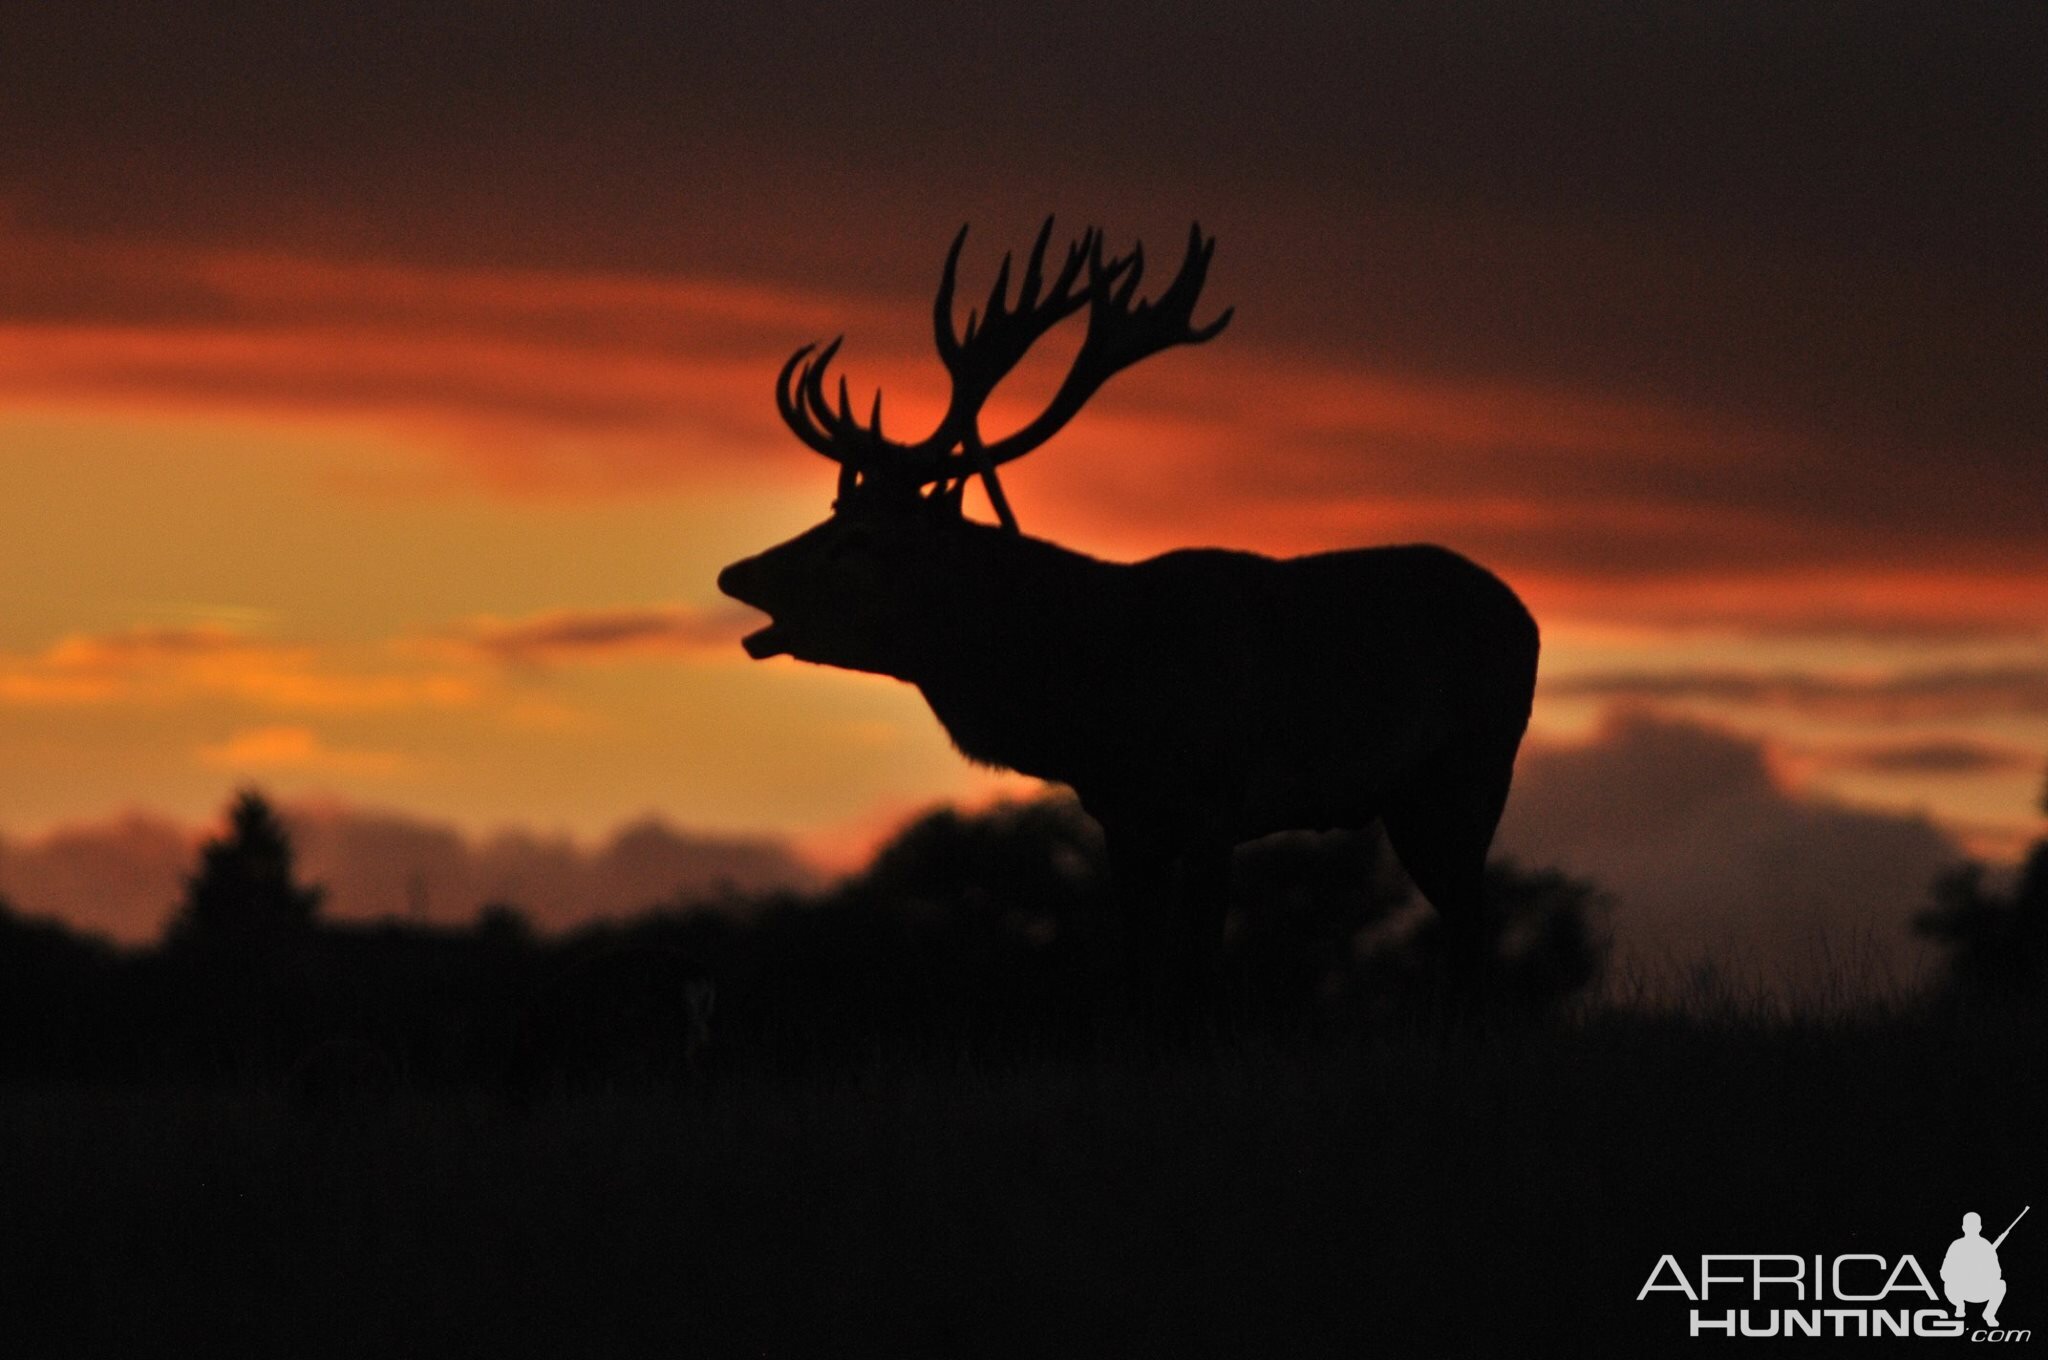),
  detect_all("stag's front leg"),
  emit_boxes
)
[1179,841,1233,1040]
[1106,830,1172,1031]
[1106,829,1230,1042]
